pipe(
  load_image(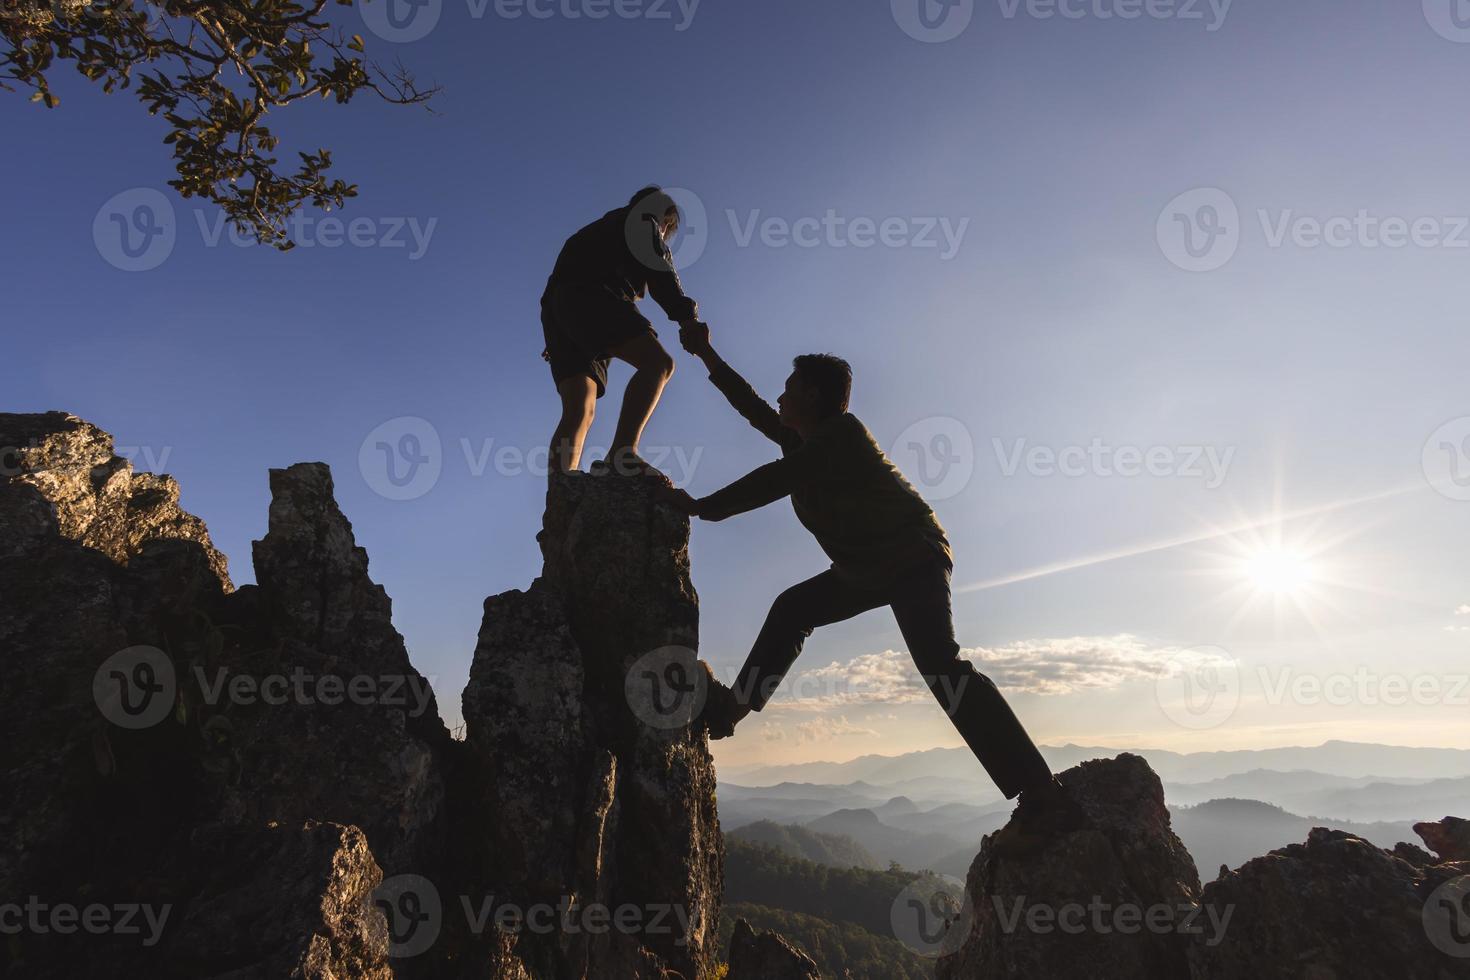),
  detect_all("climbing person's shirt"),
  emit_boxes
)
[543,206,698,324]
[695,359,952,589]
